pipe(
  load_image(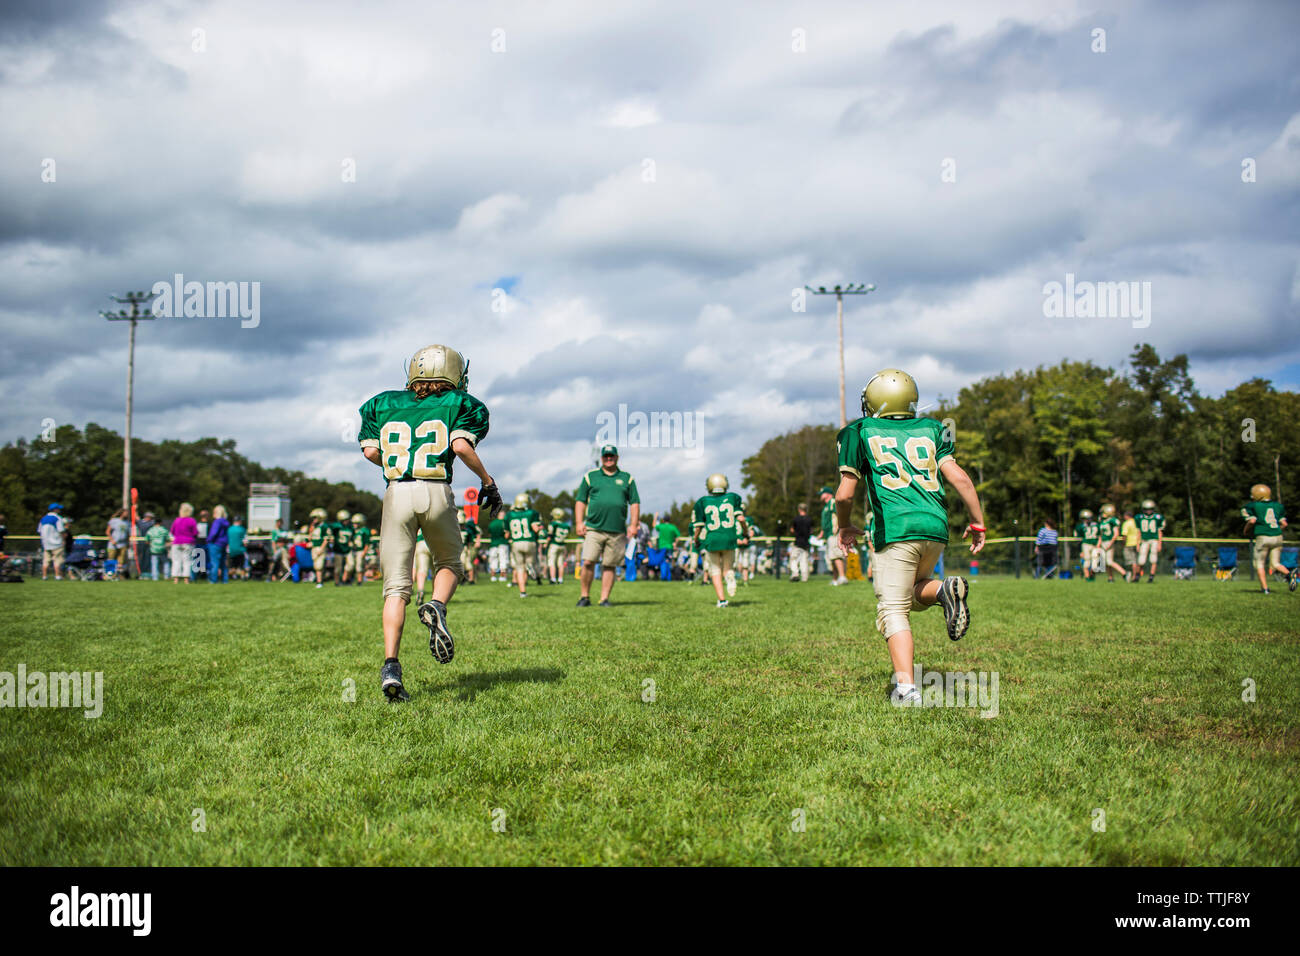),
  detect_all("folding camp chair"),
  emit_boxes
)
[1281,547,1299,574]
[1214,546,1238,581]
[1173,546,1196,580]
